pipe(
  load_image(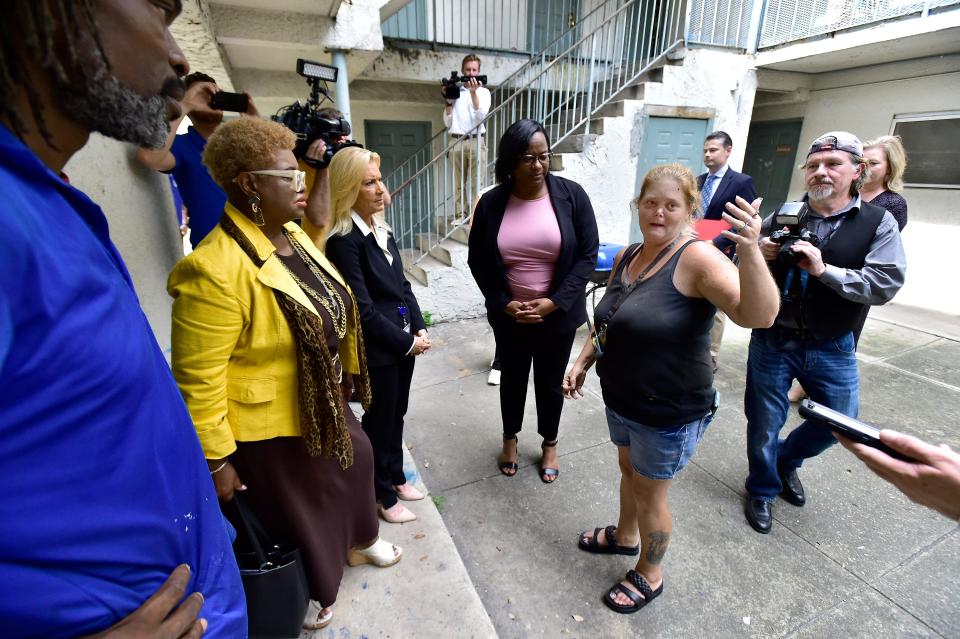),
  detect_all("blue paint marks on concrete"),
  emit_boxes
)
[403,463,420,485]
[361,580,368,590]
